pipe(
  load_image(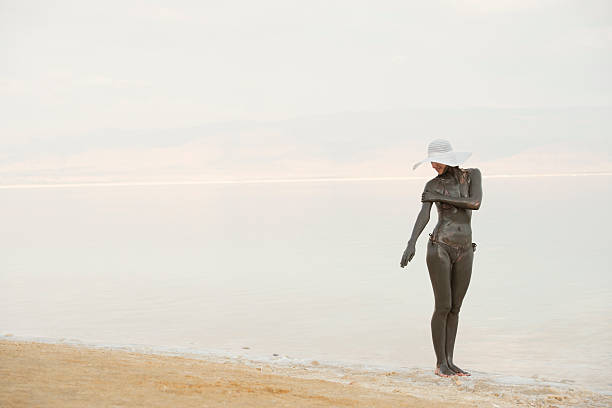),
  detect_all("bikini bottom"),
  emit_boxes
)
[428,233,477,264]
